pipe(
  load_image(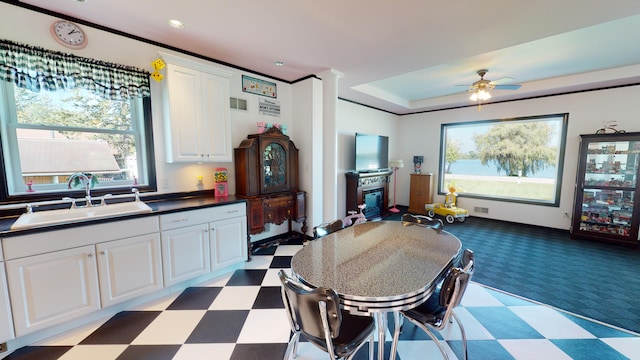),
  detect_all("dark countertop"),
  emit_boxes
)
[0,193,246,237]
